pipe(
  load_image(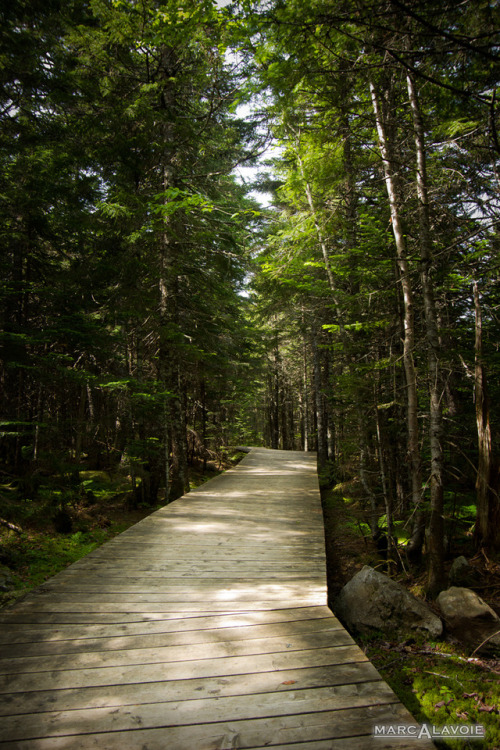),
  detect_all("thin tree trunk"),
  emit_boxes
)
[370,80,424,562]
[201,379,208,471]
[74,385,86,466]
[271,332,280,449]
[407,72,445,593]
[473,282,500,550]
[303,341,309,452]
[323,357,335,461]
[159,197,171,503]
[312,330,328,469]
[376,403,395,572]
[359,420,378,538]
